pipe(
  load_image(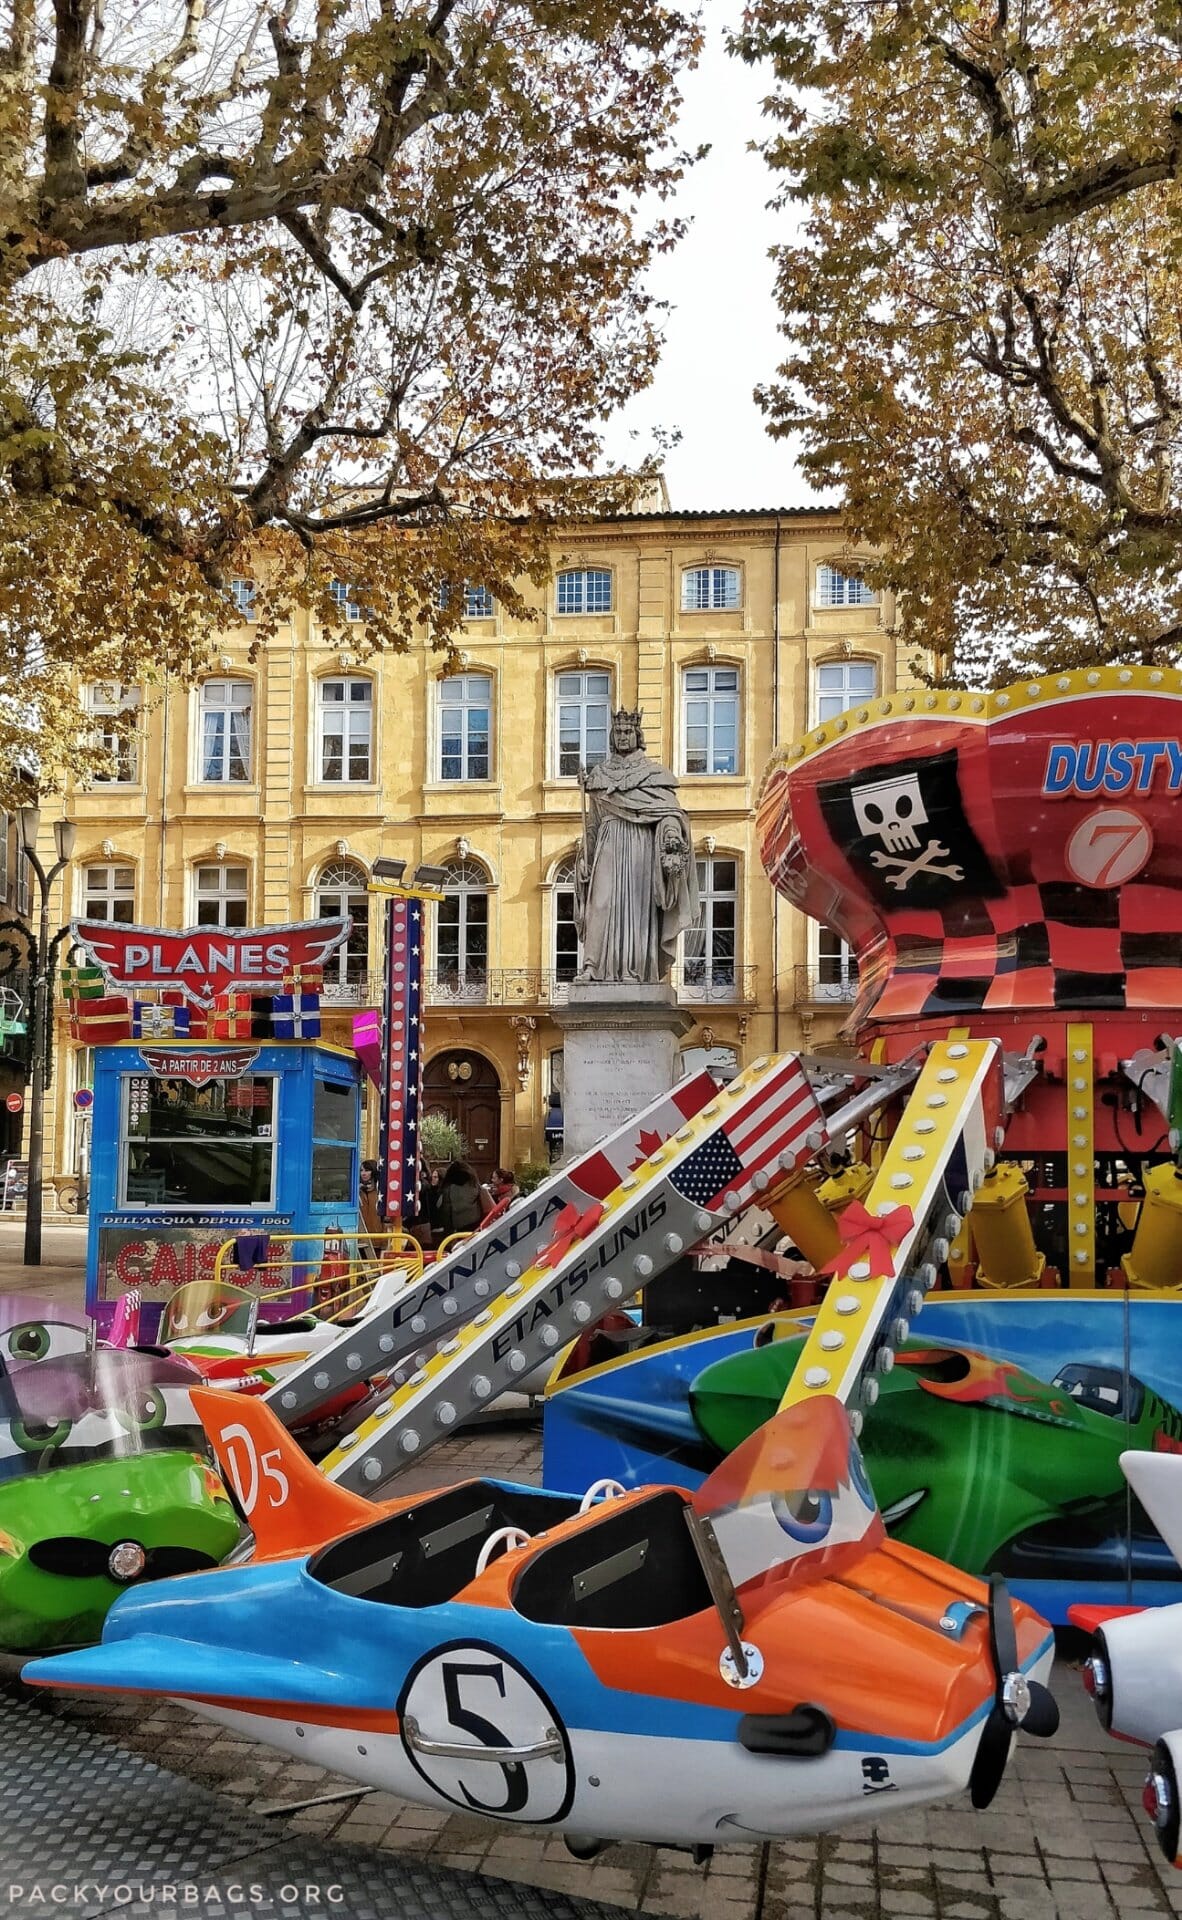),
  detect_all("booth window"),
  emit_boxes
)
[311,1075,357,1204]
[122,1070,276,1209]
